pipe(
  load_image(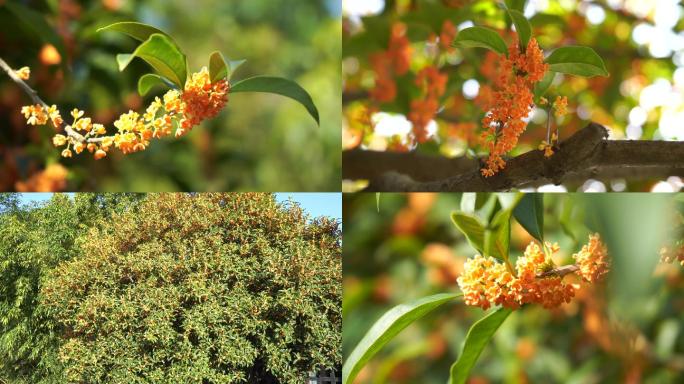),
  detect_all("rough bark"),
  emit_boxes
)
[343,123,684,191]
